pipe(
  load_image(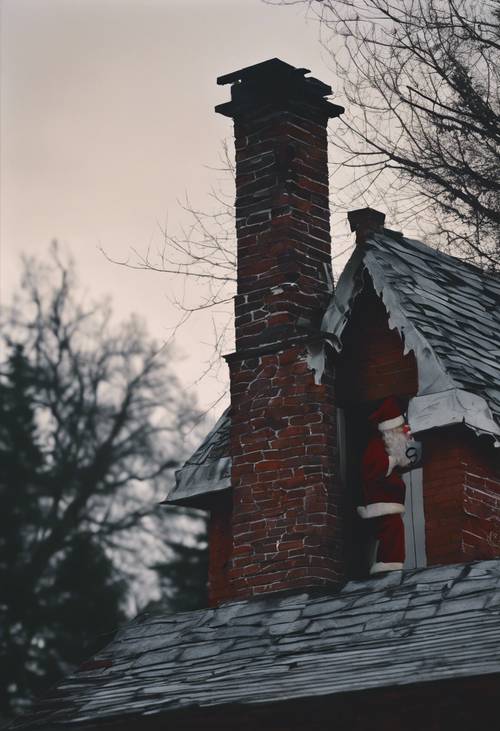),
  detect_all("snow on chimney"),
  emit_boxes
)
[215,59,344,601]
